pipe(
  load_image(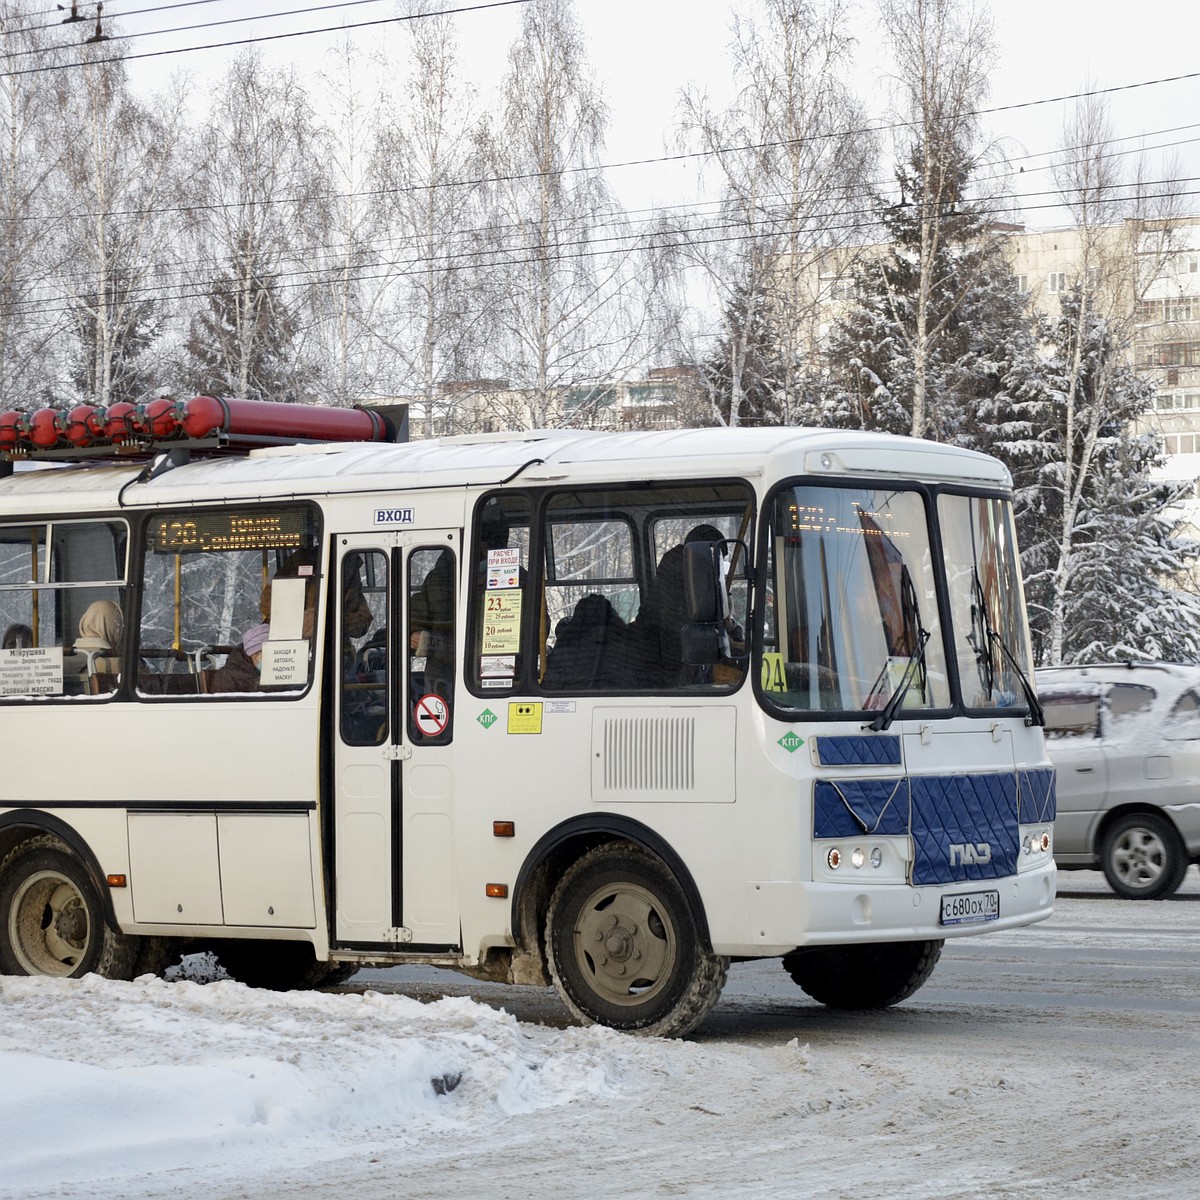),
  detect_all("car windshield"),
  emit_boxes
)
[761,485,948,714]
[938,494,1034,710]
